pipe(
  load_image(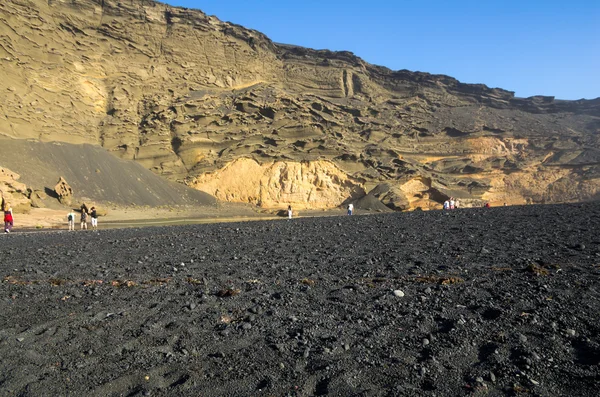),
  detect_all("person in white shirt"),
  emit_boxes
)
[449,198,455,209]
[347,203,354,215]
[90,207,98,230]
[443,200,450,210]
[287,205,293,220]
